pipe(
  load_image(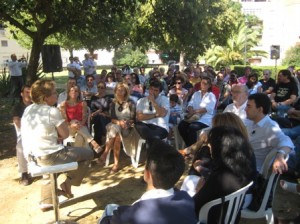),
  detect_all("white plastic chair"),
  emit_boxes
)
[104,131,142,168]
[198,181,253,224]
[241,151,289,224]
